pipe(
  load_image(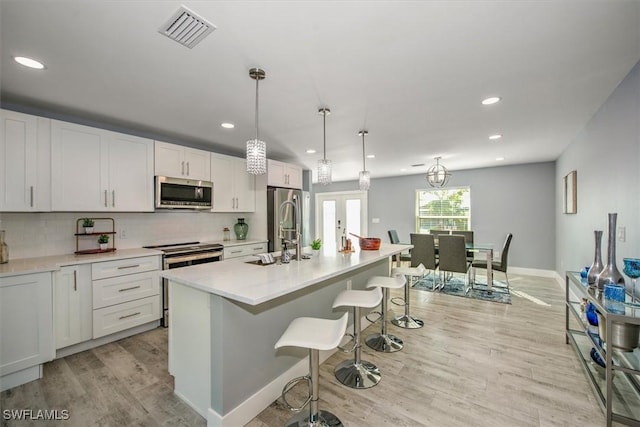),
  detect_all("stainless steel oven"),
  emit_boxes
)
[143,242,223,327]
